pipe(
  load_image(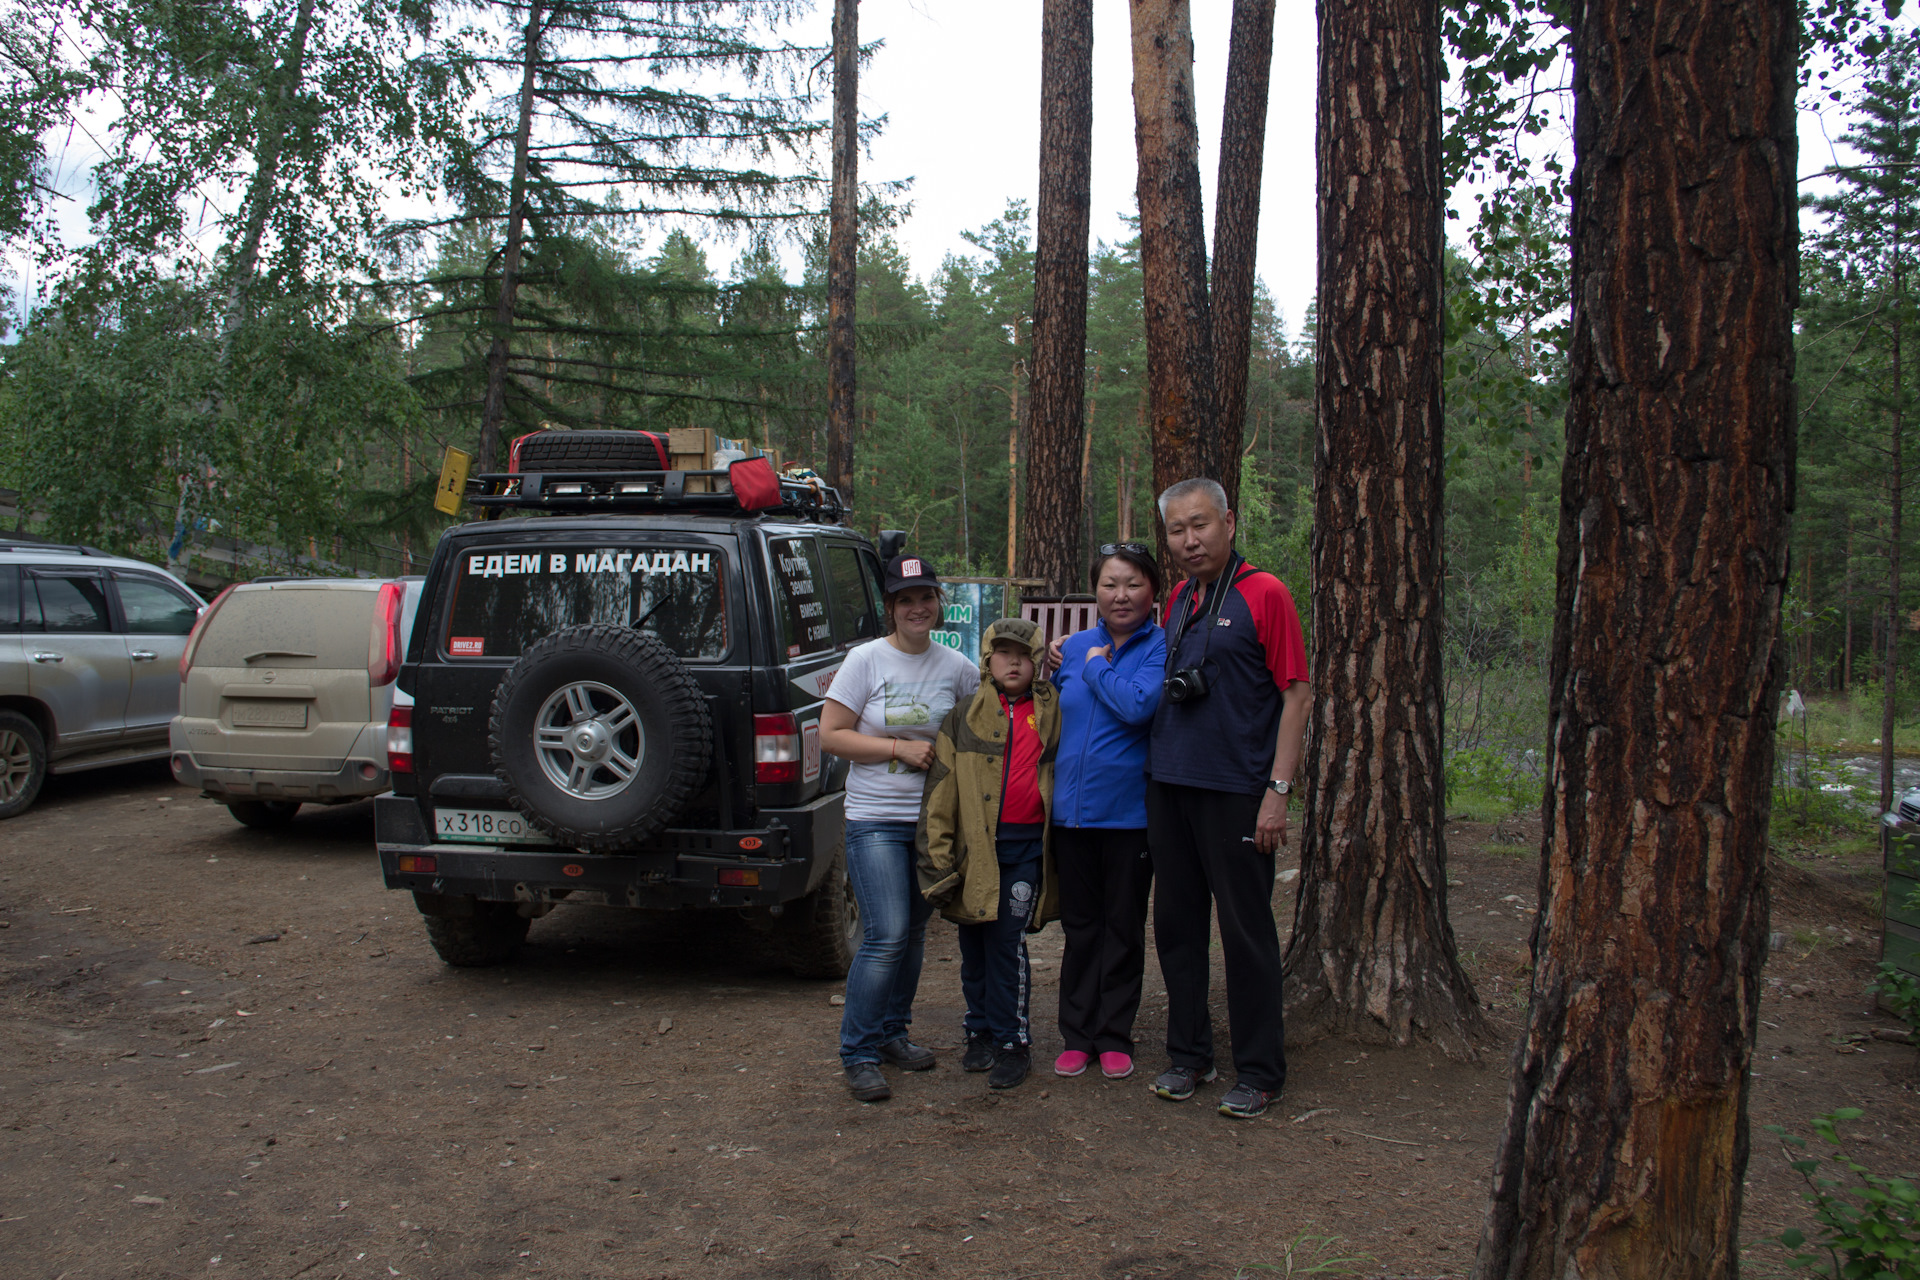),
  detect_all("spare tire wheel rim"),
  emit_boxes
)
[534,681,645,798]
